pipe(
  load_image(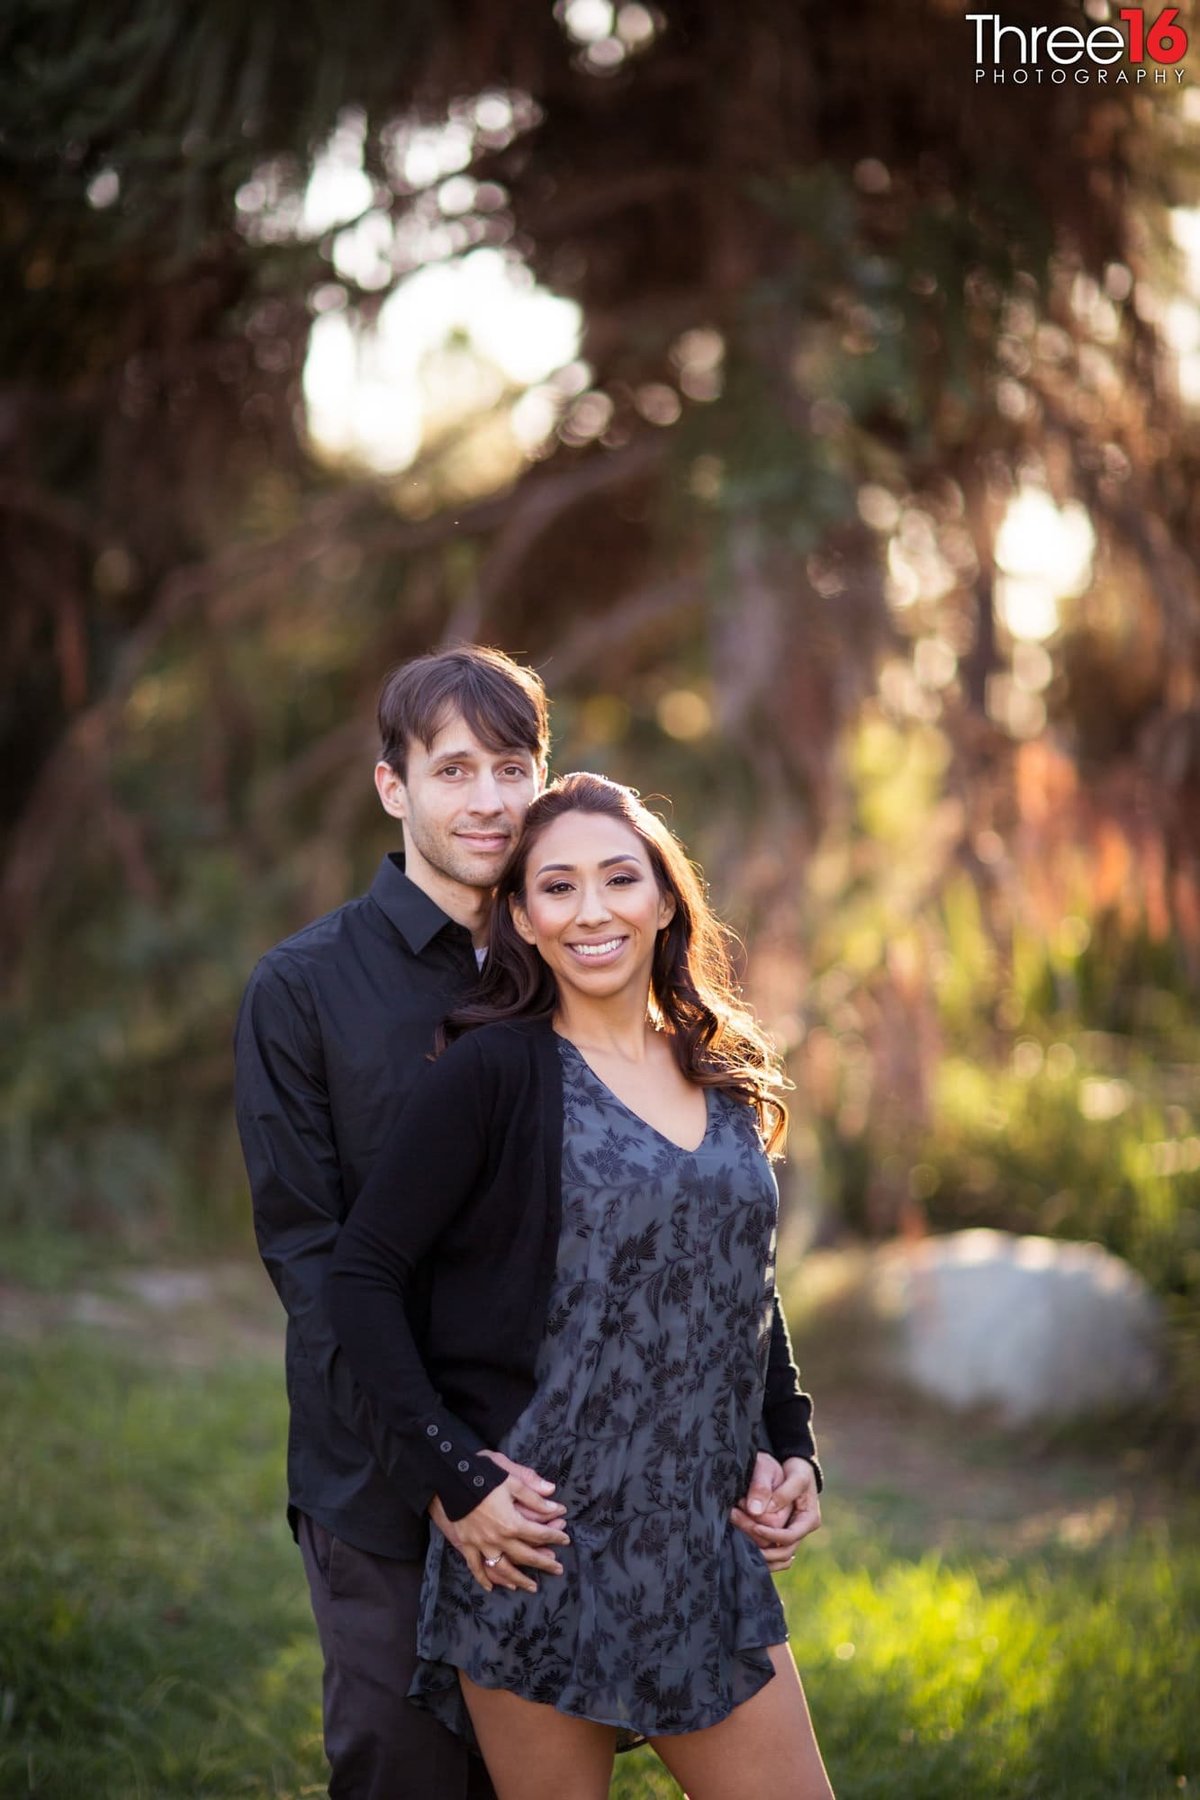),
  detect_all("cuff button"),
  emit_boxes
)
[457,1460,470,1472]
[473,1476,485,1488]
[440,1441,452,1453]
